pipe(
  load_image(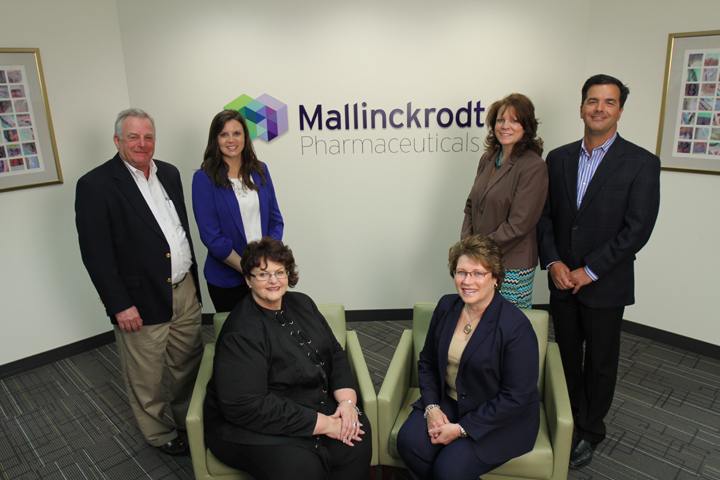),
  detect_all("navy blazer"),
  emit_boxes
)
[413,293,540,464]
[75,154,201,325]
[537,135,661,308]
[192,163,283,288]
